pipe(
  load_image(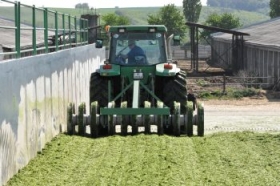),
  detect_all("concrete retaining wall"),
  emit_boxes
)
[0,44,105,185]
